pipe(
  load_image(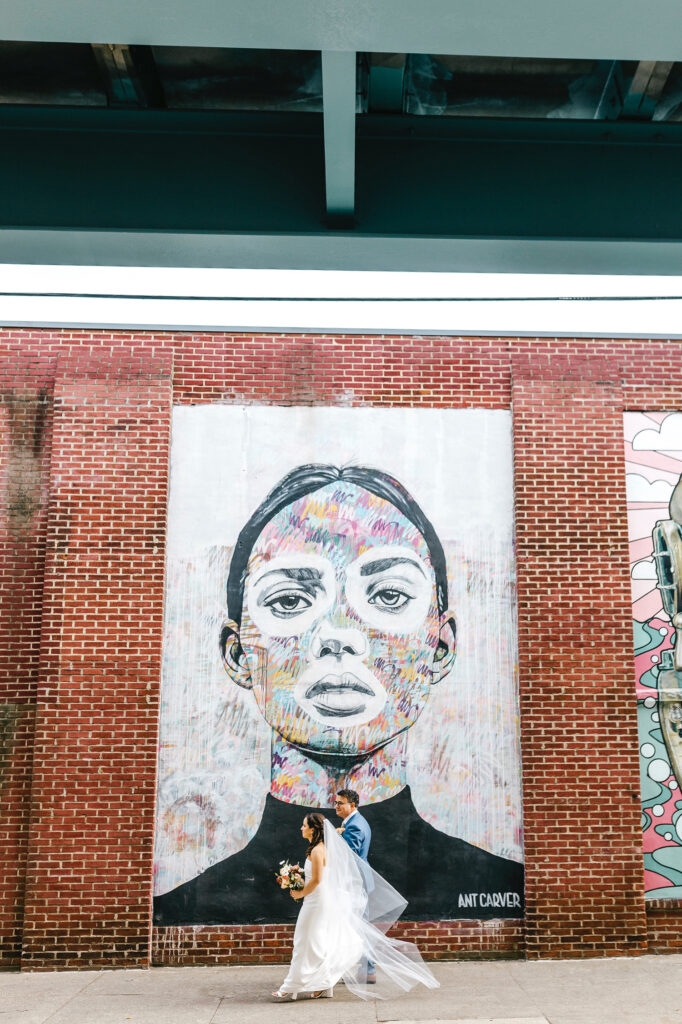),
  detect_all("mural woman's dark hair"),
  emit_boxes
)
[224,464,448,628]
